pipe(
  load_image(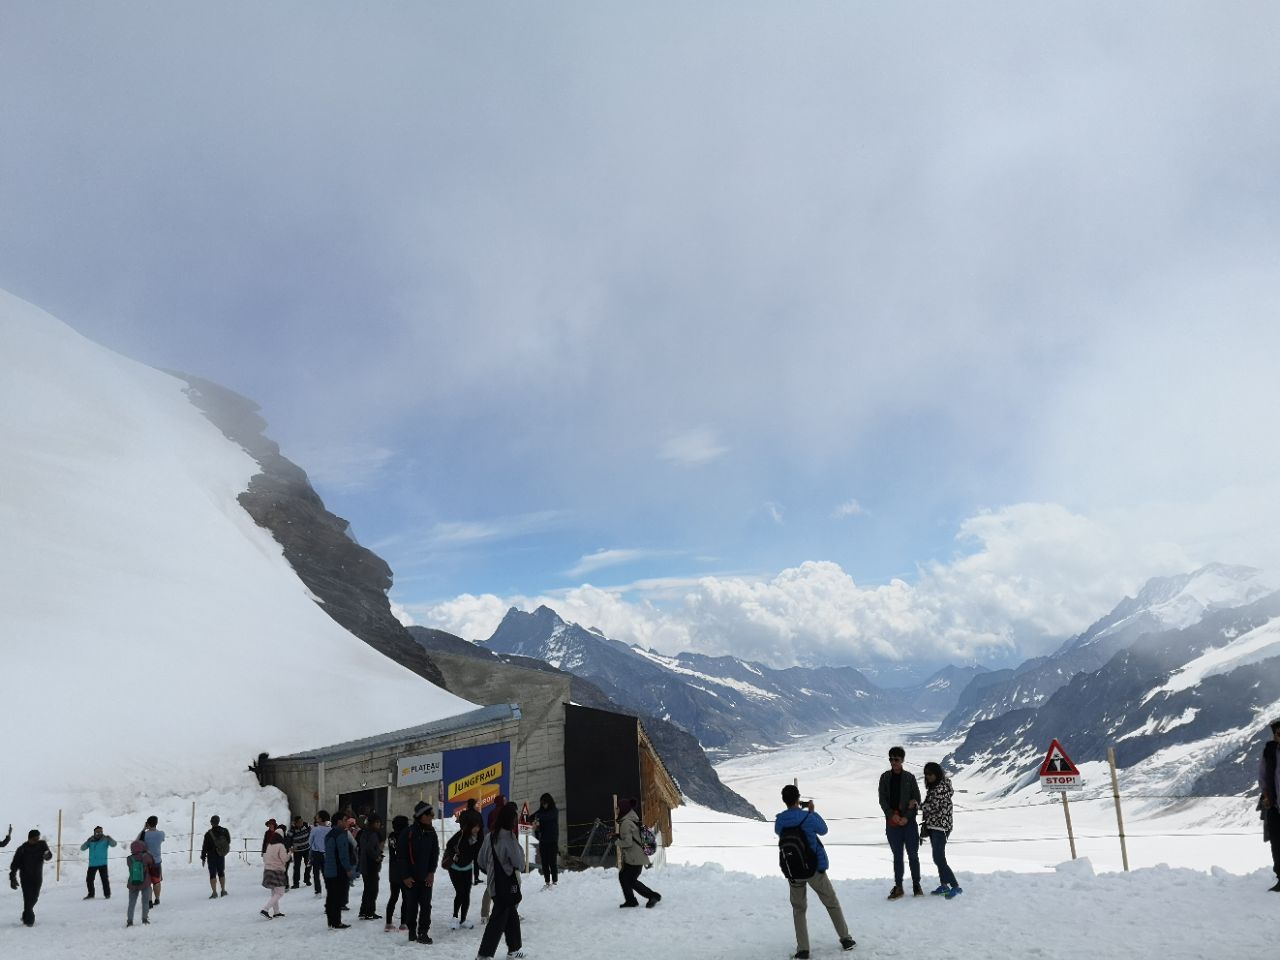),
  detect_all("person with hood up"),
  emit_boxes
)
[476,802,526,959]
[533,793,560,888]
[260,832,290,919]
[920,761,961,898]
[444,814,484,929]
[80,825,117,899]
[322,814,358,929]
[9,829,53,926]
[357,813,385,920]
[384,814,410,933]
[200,815,232,899]
[400,802,439,944]
[614,797,661,909]
[124,839,154,928]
